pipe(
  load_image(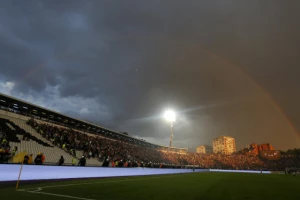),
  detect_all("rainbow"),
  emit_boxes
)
[202,48,300,146]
